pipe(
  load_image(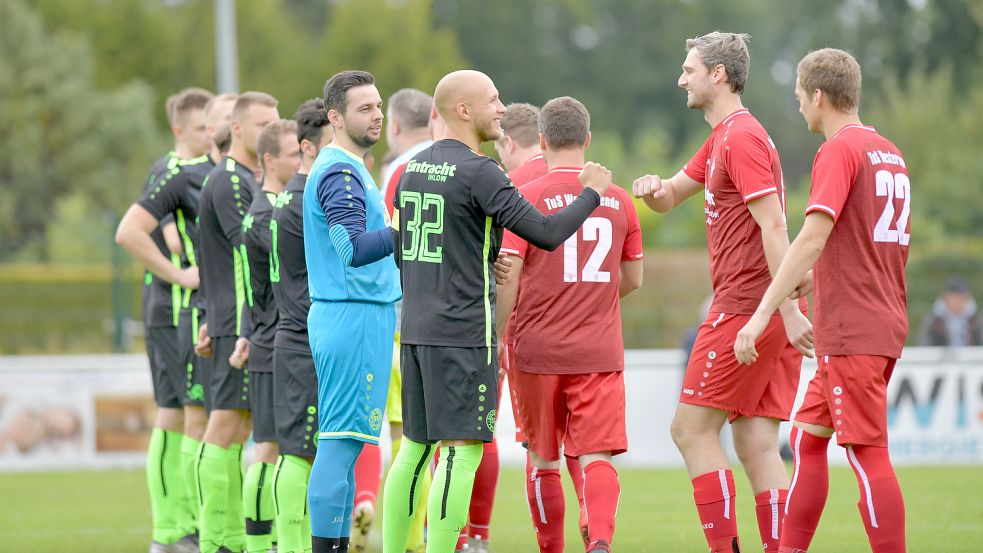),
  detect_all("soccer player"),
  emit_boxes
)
[498,96,644,553]
[303,70,399,553]
[197,91,281,553]
[270,98,333,553]
[381,69,613,553]
[631,32,812,552]
[118,87,216,553]
[237,119,301,553]
[734,48,910,553]
[494,102,548,184]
